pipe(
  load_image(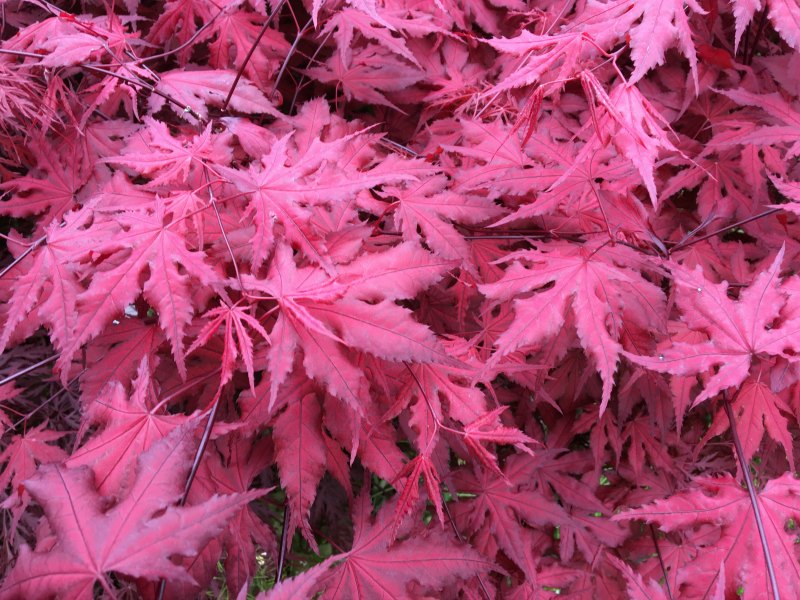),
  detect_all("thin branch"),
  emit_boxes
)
[156,398,221,600]
[443,499,492,600]
[648,524,674,600]
[10,369,84,430]
[669,207,781,252]
[273,18,313,94]
[81,65,205,122]
[0,353,59,387]
[203,166,244,292]
[276,504,290,582]
[222,0,286,110]
[181,399,221,504]
[0,235,45,279]
[723,391,780,600]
